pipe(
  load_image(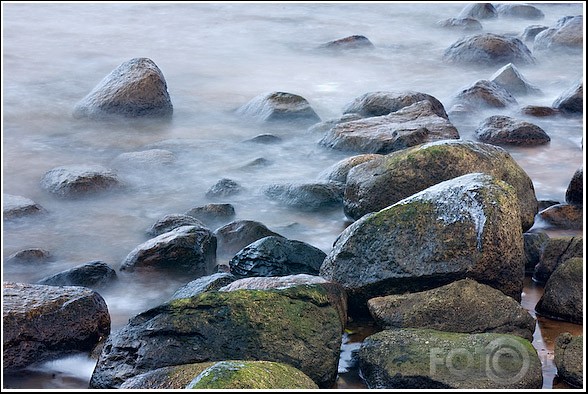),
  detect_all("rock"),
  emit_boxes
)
[534,15,583,54]
[490,63,541,96]
[451,80,518,111]
[436,17,482,31]
[120,362,217,389]
[308,113,363,134]
[3,194,45,219]
[457,3,497,20]
[3,282,110,371]
[367,279,536,341]
[342,91,449,119]
[565,166,582,205]
[89,285,344,388]
[520,25,548,43]
[73,57,173,119]
[262,182,343,211]
[553,78,583,115]
[36,261,117,289]
[443,33,535,66]
[5,248,53,264]
[533,236,583,283]
[229,236,326,278]
[214,219,282,260]
[205,178,243,199]
[320,35,375,50]
[554,333,583,388]
[242,133,282,144]
[319,100,460,154]
[40,165,121,198]
[119,225,217,280]
[474,115,550,146]
[317,153,382,184]
[520,105,559,117]
[111,149,176,169]
[236,91,320,125]
[321,173,526,316]
[523,232,549,274]
[343,139,538,231]
[146,214,207,237]
[185,203,235,227]
[495,4,544,20]
[169,272,236,301]
[537,203,583,230]
[535,257,583,324]
[358,328,542,389]
[186,360,319,389]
